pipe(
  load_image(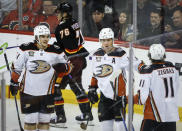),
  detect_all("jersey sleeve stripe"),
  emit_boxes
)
[150,91,162,122]
[65,45,83,54]
[47,74,56,94]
